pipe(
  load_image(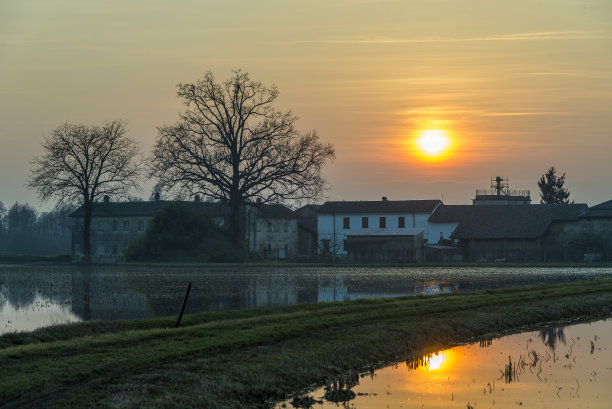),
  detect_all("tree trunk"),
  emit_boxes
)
[228,191,242,247]
[82,202,93,263]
